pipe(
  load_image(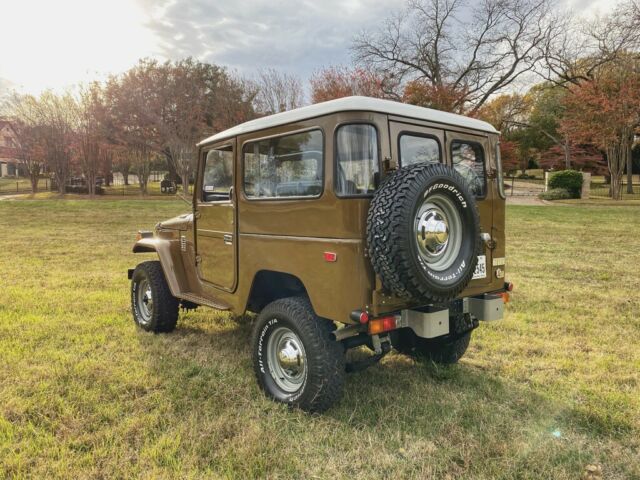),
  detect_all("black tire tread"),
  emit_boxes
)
[132,261,179,333]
